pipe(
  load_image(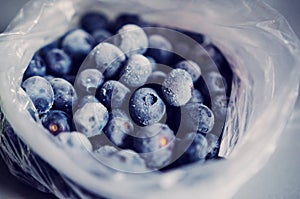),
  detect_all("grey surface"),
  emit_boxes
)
[0,0,300,199]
